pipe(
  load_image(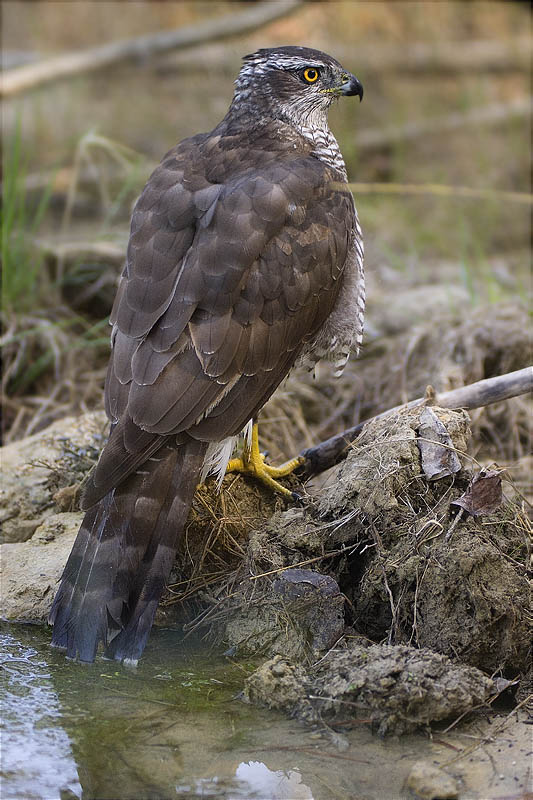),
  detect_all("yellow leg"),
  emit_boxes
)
[226,423,304,499]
